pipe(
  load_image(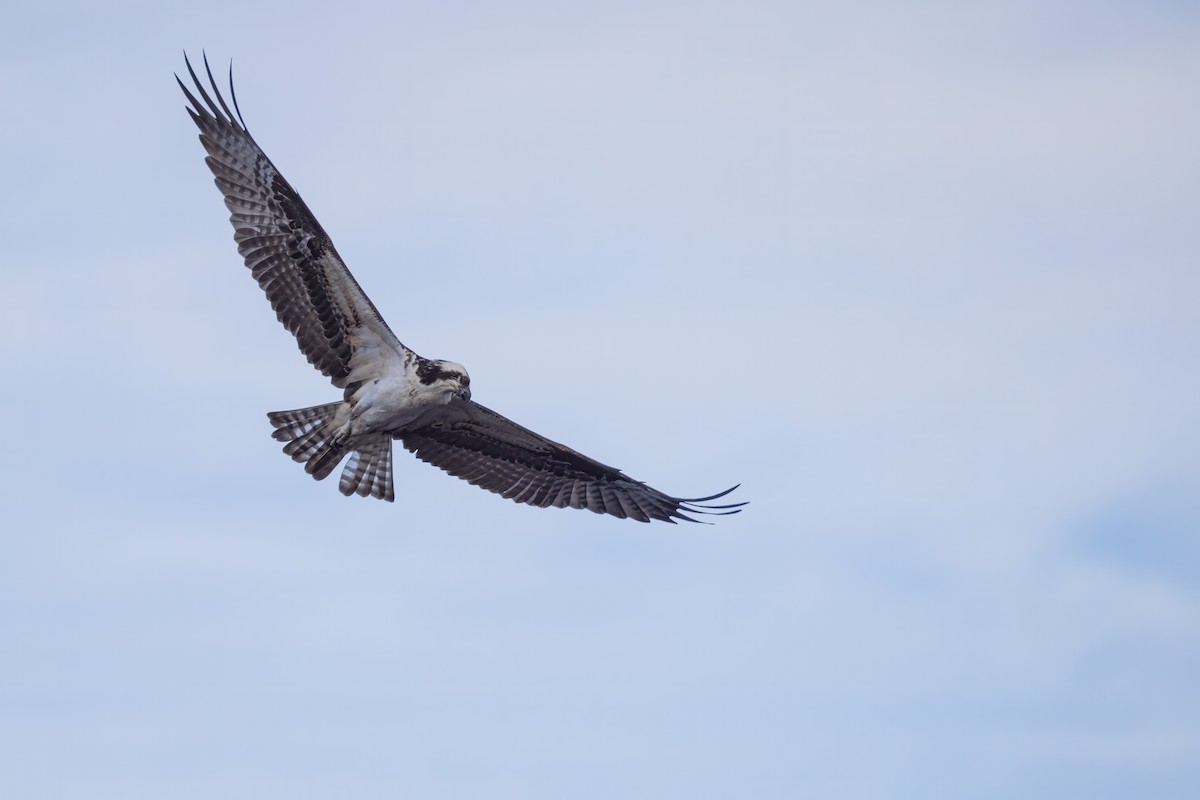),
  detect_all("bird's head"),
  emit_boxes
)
[418,359,471,402]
